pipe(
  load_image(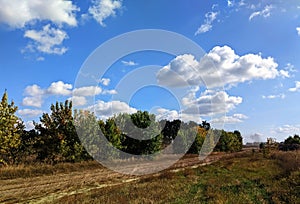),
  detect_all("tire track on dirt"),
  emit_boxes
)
[1,150,252,203]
